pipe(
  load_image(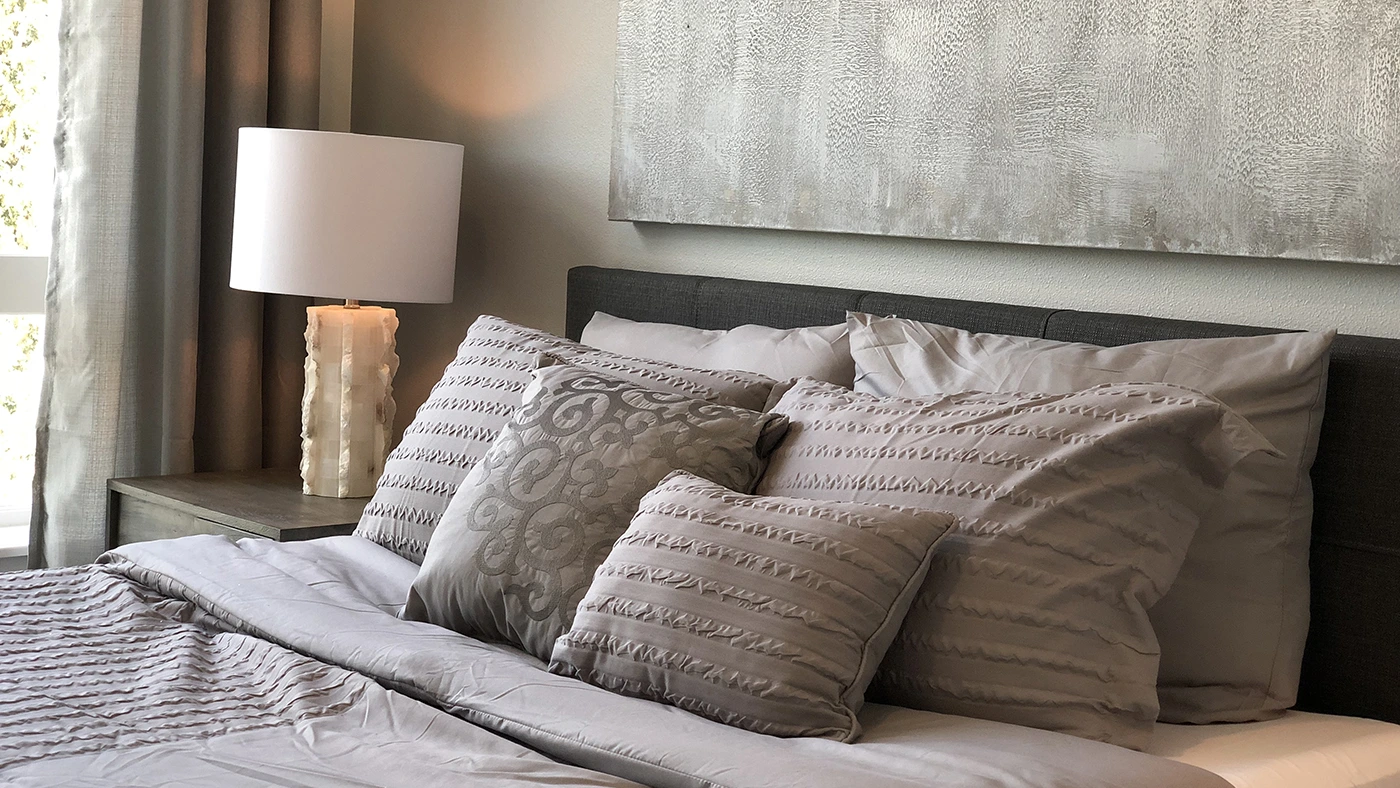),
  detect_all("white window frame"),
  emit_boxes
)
[0,255,48,314]
[0,253,46,560]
